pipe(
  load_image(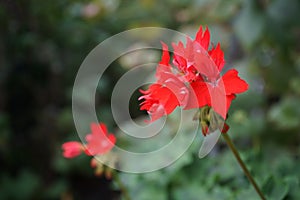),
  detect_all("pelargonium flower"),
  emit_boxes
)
[62,122,116,158]
[171,27,248,119]
[84,123,116,156]
[139,25,248,130]
[185,41,248,119]
[62,141,84,158]
[172,26,210,82]
[139,43,189,122]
